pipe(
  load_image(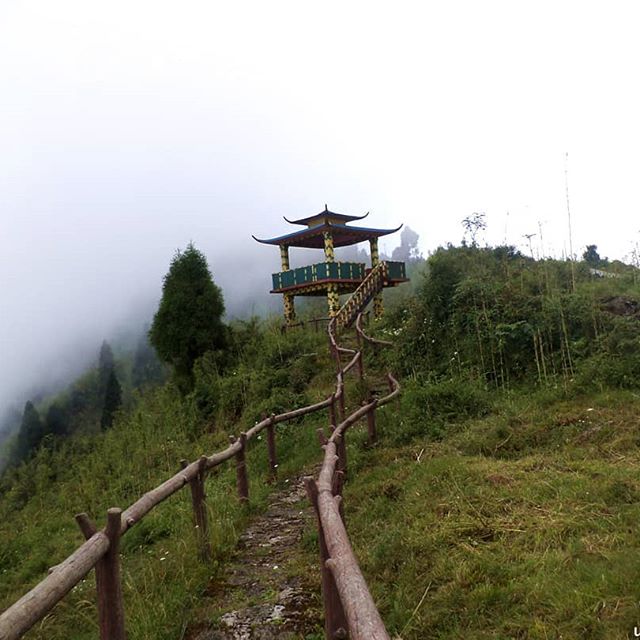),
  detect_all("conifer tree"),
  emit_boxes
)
[100,370,122,430]
[14,401,44,462]
[150,243,227,390]
[98,340,115,387]
[45,404,68,437]
[583,244,604,267]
